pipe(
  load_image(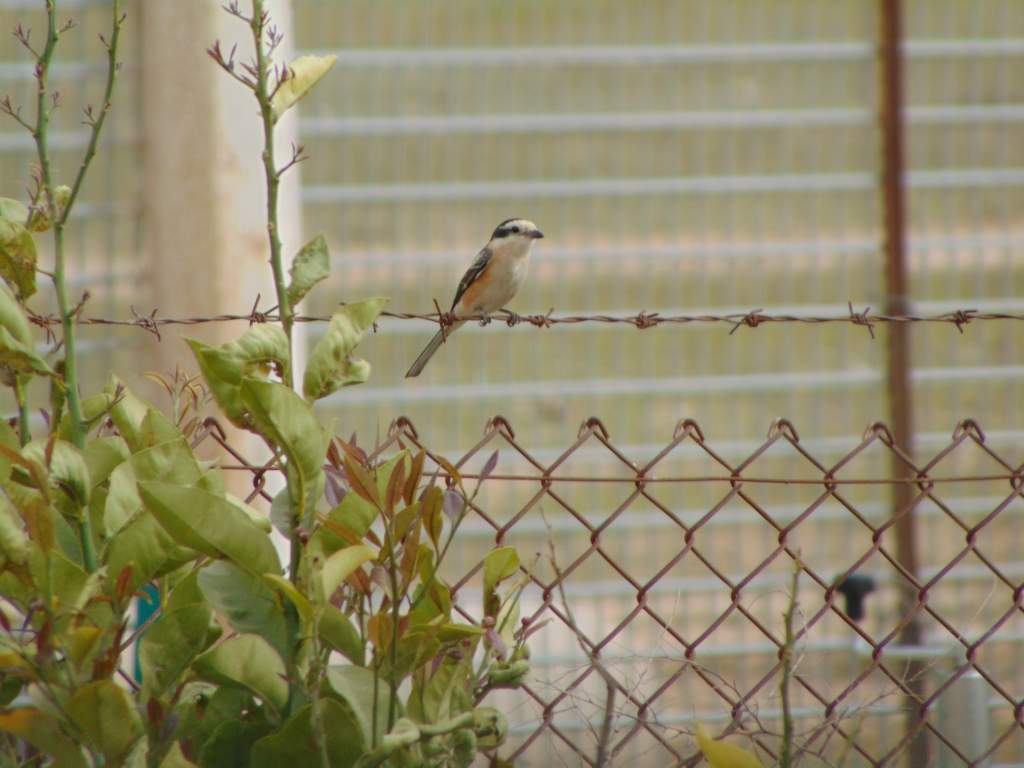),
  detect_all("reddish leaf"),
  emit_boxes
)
[420,486,444,548]
[343,454,380,509]
[384,458,407,518]
[404,451,425,505]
